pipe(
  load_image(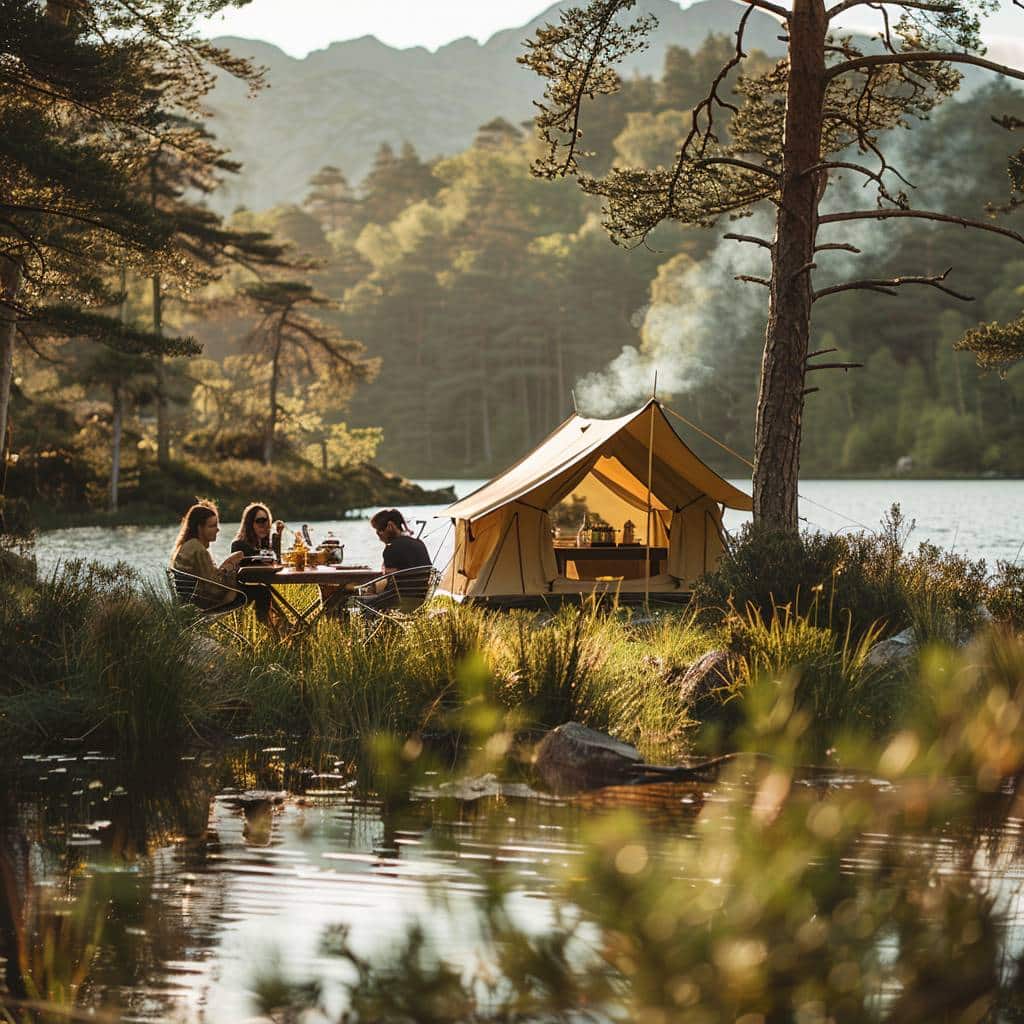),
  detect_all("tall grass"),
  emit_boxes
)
[1,554,1014,773]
